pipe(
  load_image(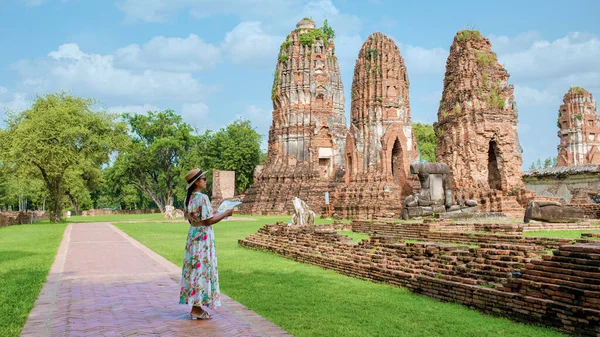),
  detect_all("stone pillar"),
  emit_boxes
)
[212,170,236,201]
